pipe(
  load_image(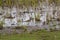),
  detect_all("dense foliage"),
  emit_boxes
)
[0,0,2,6]
[0,0,60,7]
[49,0,60,5]
[0,0,39,7]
